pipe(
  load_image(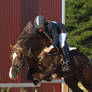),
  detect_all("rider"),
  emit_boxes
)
[33,15,71,71]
